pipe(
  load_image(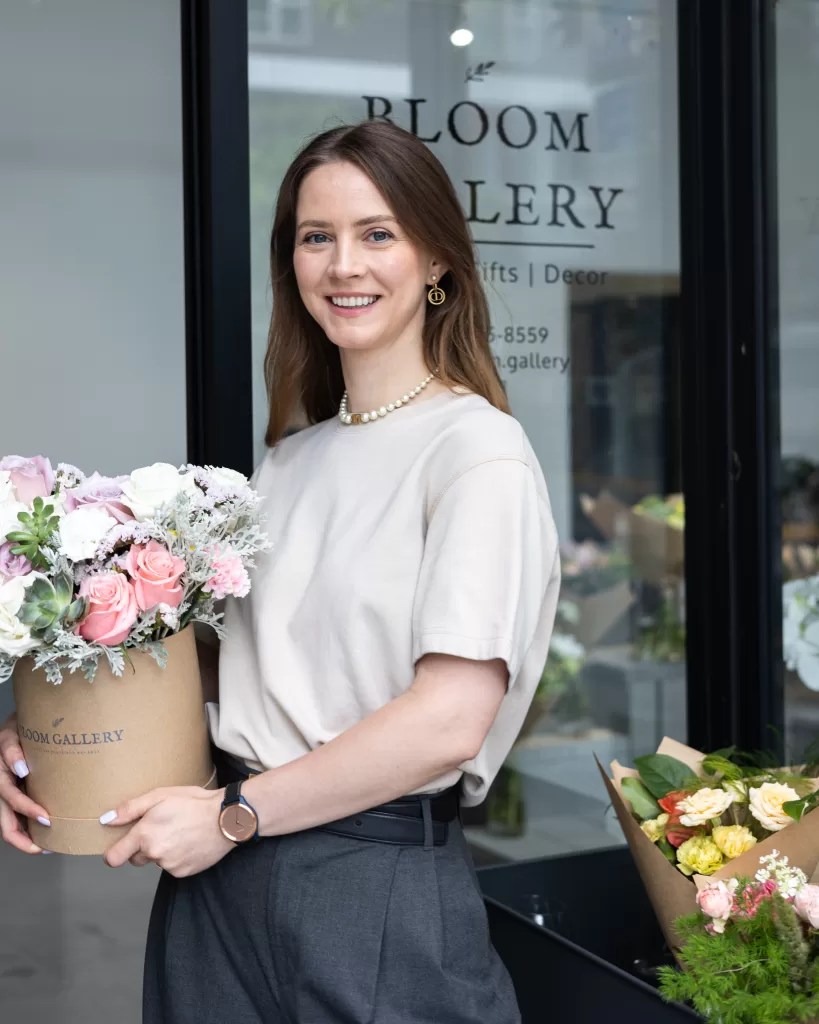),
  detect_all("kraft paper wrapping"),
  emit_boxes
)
[581,491,684,584]
[599,737,819,956]
[12,627,215,855]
